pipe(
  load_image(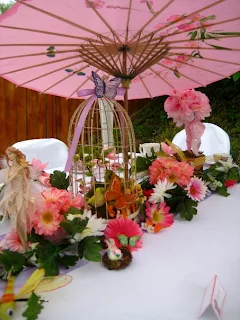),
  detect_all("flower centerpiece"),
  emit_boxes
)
[0,169,107,279]
[136,142,240,225]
